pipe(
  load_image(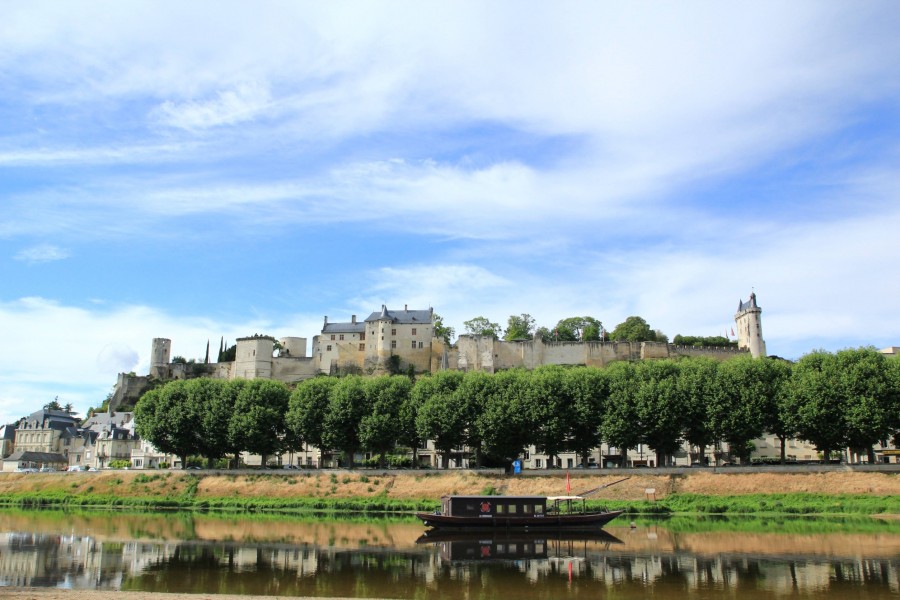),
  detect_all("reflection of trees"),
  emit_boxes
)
[1,527,899,597]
